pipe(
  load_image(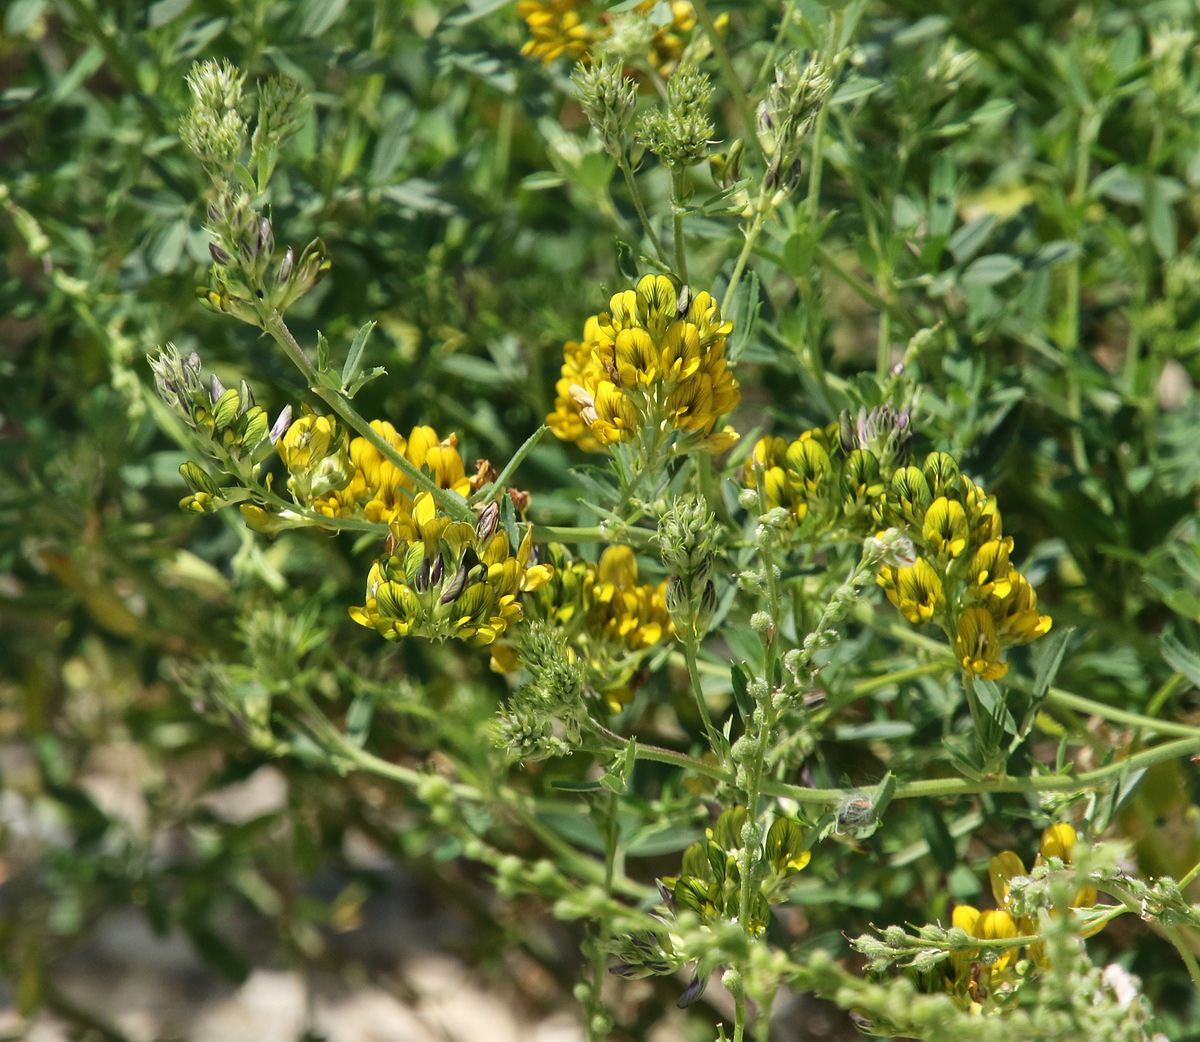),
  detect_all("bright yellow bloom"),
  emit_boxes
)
[517,0,592,64]
[955,605,1008,680]
[877,558,946,625]
[277,413,353,501]
[986,569,1052,645]
[547,316,606,452]
[311,421,470,524]
[967,538,1015,600]
[491,543,673,708]
[888,465,932,526]
[923,496,969,558]
[549,274,739,454]
[350,494,553,646]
